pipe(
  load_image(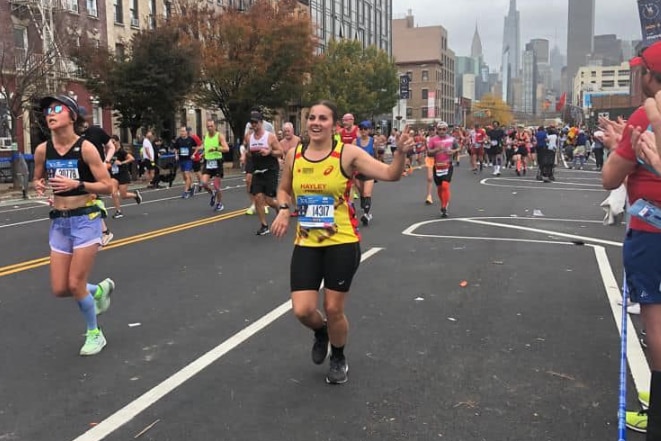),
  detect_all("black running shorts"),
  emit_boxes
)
[290,242,361,292]
[250,169,278,197]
